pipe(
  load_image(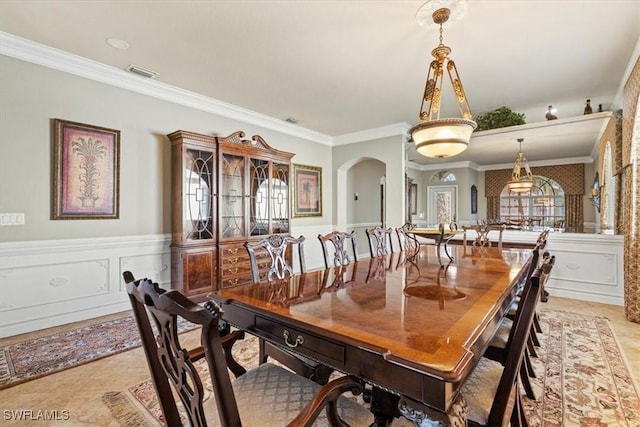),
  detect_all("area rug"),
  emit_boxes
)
[0,315,199,390]
[117,309,640,426]
[522,310,640,426]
